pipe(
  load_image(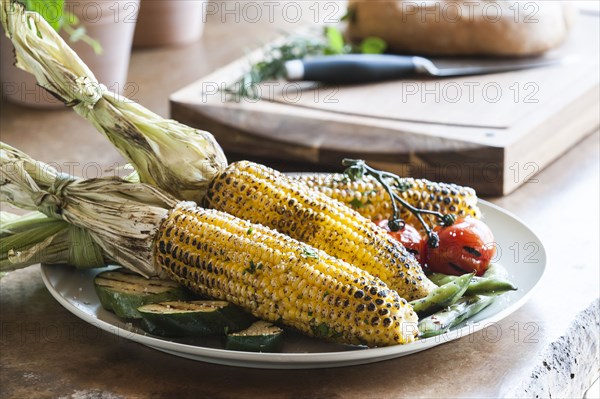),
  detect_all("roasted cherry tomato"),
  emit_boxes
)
[375,219,426,264]
[427,217,495,276]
